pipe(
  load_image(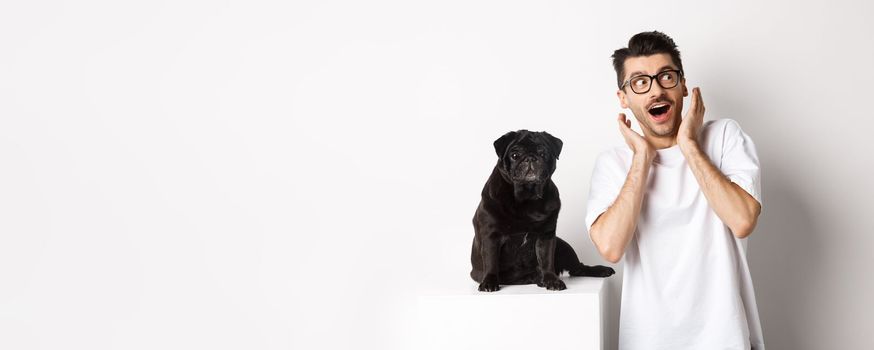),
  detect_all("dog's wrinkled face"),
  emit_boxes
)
[493,130,563,201]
